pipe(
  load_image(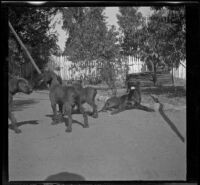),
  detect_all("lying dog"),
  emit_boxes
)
[39,70,89,132]
[8,74,33,133]
[99,81,154,114]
